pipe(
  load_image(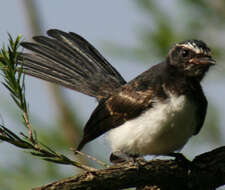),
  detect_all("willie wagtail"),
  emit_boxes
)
[18,29,215,163]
